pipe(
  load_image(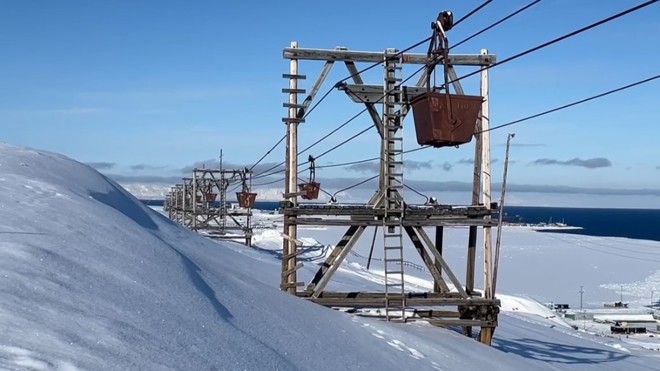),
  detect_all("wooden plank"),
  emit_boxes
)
[281,249,306,259]
[281,283,304,289]
[426,319,497,328]
[413,310,461,318]
[297,291,466,299]
[304,296,499,307]
[341,84,427,103]
[283,48,496,66]
[288,218,496,227]
[283,262,304,276]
